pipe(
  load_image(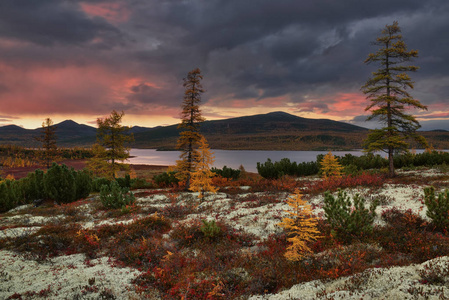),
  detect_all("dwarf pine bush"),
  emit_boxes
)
[424,186,449,231]
[92,177,111,192]
[211,166,241,179]
[74,169,93,200]
[100,180,135,209]
[154,171,179,187]
[200,219,222,239]
[323,189,378,242]
[22,169,46,201]
[44,163,76,204]
[257,158,319,179]
[116,174,131,188]
[0,180,21,212]
[0,164,93,212]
